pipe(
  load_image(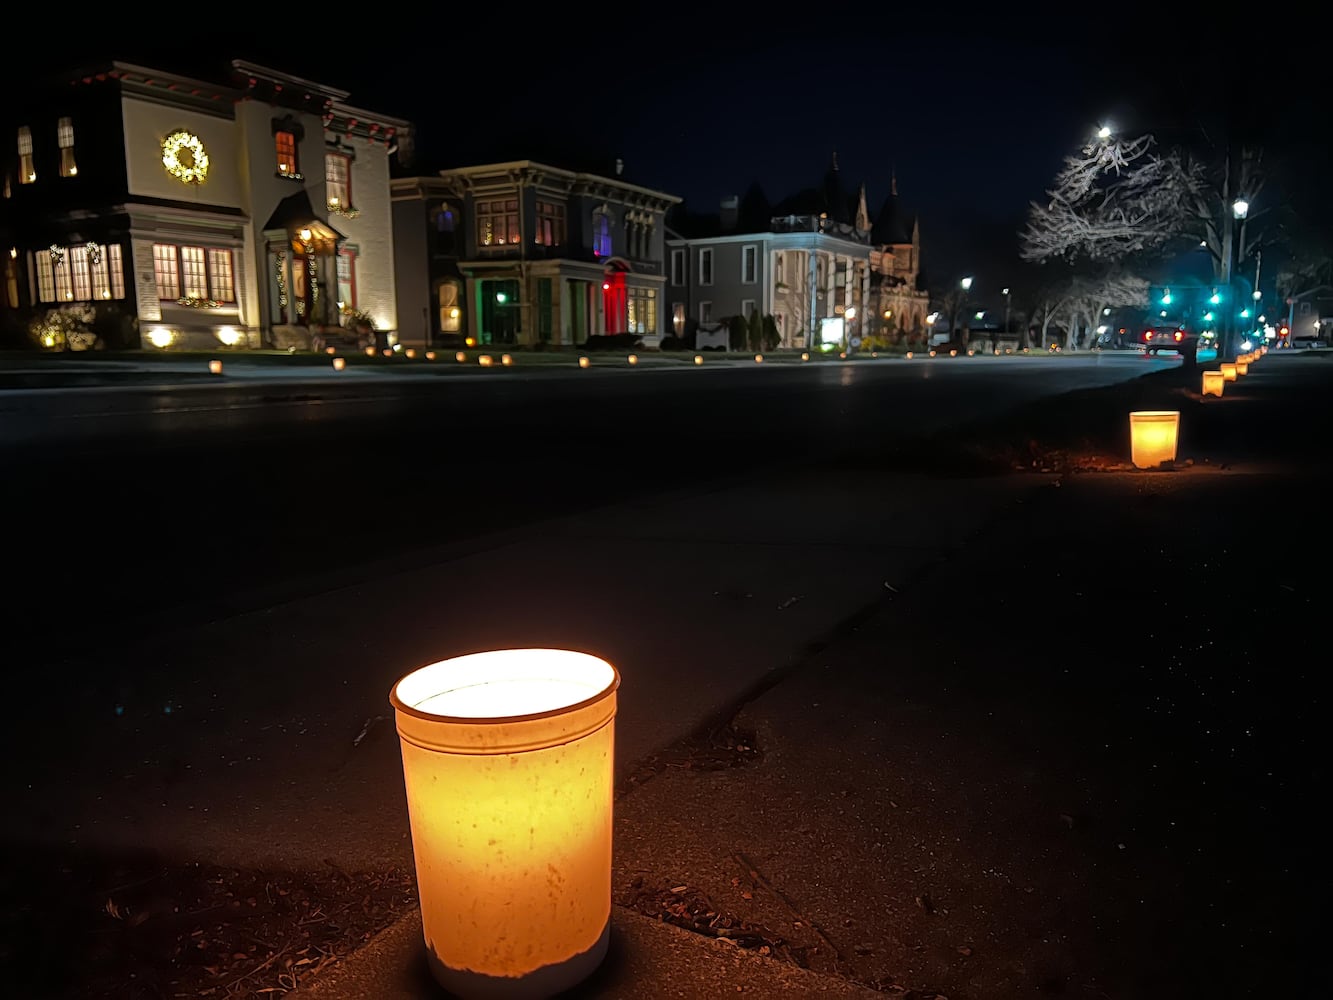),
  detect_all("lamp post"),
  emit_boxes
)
[1227,197,1249,358]
[959,275,973,346]
[1002,287,1011,341]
